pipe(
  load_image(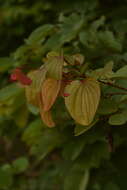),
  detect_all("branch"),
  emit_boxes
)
[105,92,127,97]
[98,80,127,91]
